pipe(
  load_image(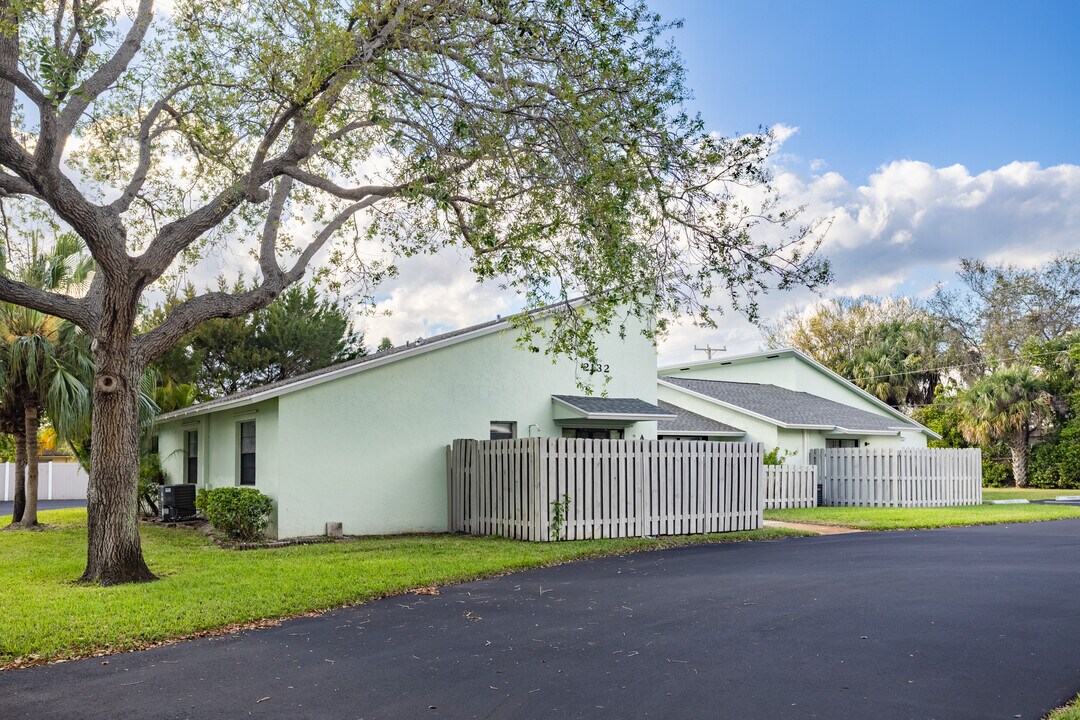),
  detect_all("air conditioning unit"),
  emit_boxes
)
[160,484,198,522]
